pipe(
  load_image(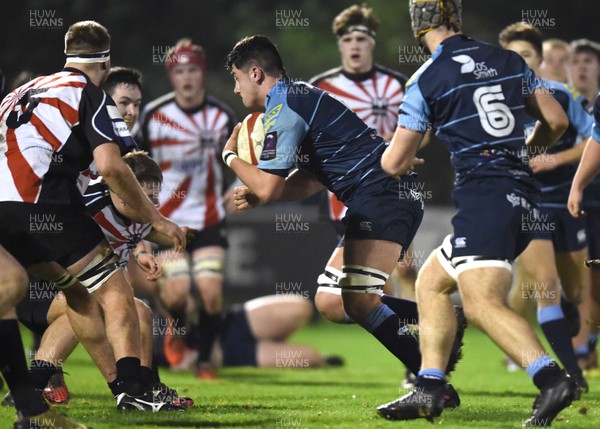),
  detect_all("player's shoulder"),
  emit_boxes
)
[143,92,176,116]
[373,64,408,86]
[309,66,343,86]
